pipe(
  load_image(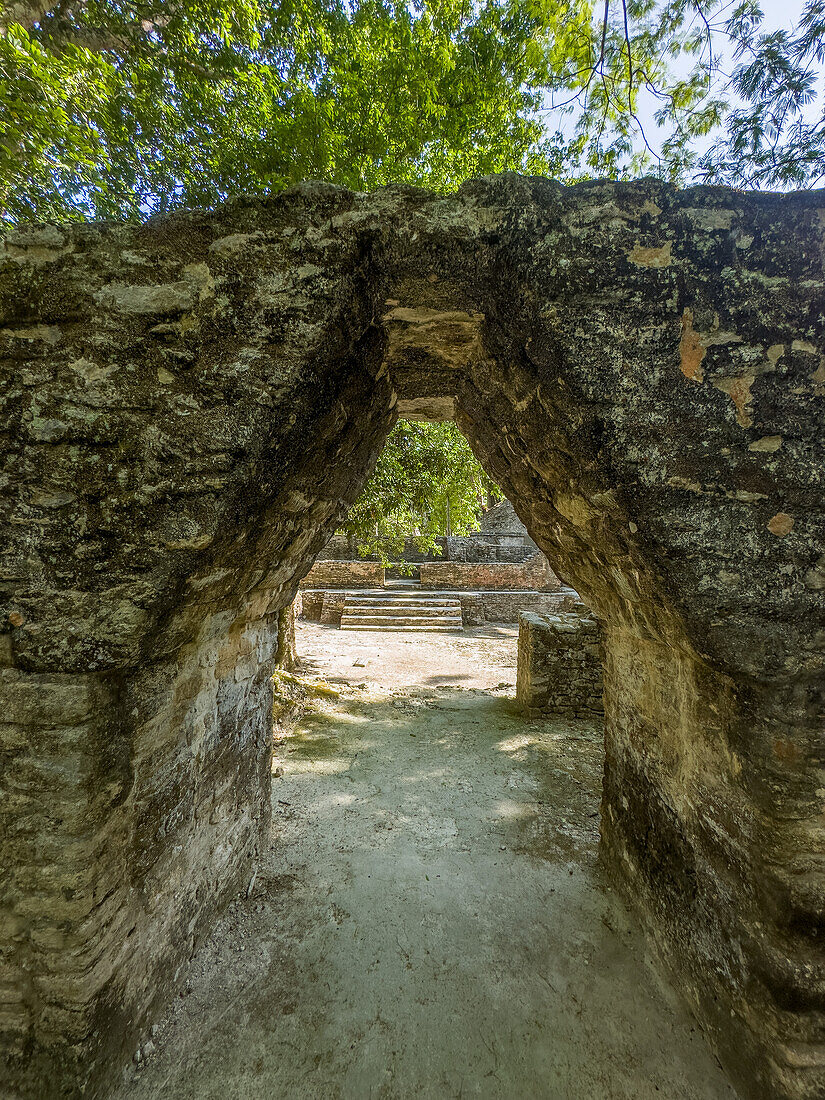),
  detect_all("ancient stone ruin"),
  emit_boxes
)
[517,607,604,718]
[0,174,823,1099]
[300,496,566,629]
